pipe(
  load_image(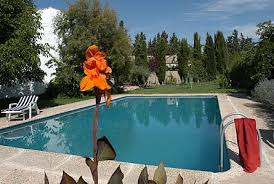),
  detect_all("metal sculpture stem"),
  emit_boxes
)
[92,102,99,184]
